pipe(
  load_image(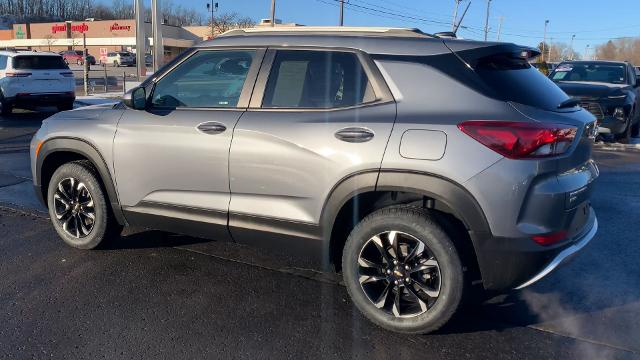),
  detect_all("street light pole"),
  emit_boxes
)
[483,0,491,41]
[151,0,163,72]
[585,45,590,60]
[496,16,504,41]
[541,20,549,62]
[569,34,575,60]
[206,2,218,38]
[339,0,344,26]
[135,0,145,80]
[270,0,276,27]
